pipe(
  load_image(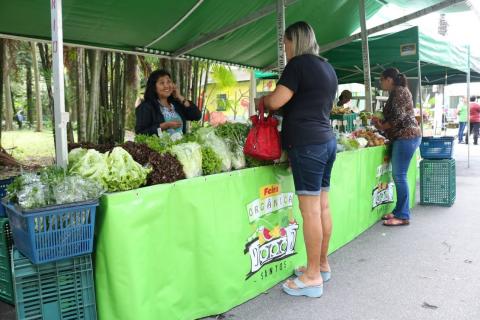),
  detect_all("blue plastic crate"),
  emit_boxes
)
[12,248,97,320]
[4,201,98,264]
[0,218,14,304]
[0,177,14,217]
[420,136,454,159]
